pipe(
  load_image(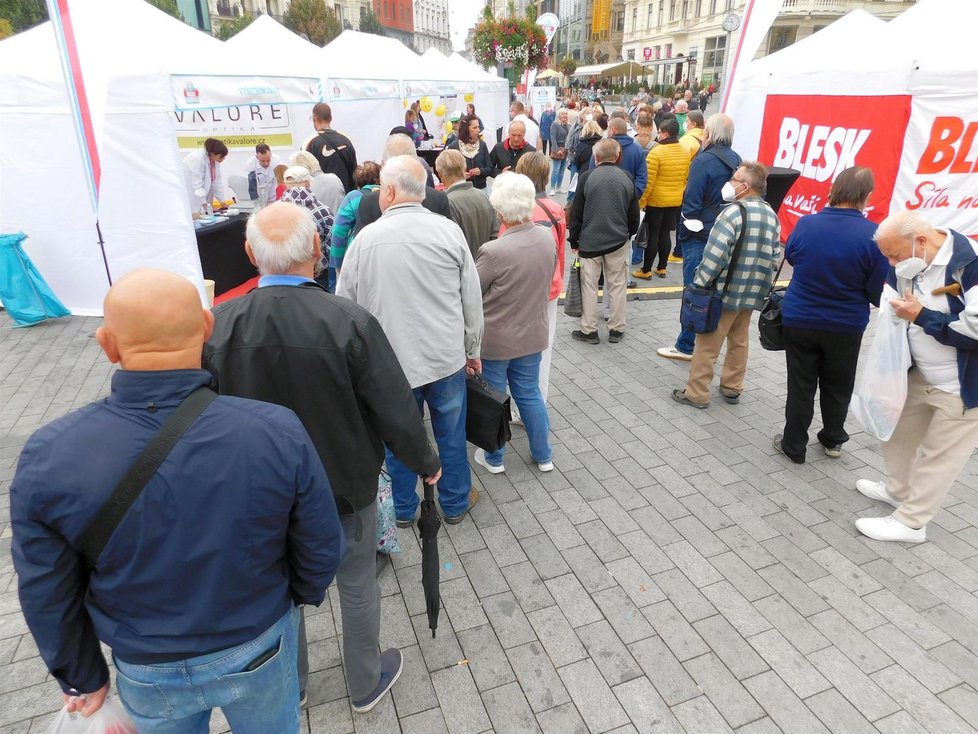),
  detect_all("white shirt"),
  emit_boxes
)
[905,230,960,394]
[183,149,227,211]
[245,154,280,205]
[507,114,541,150]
